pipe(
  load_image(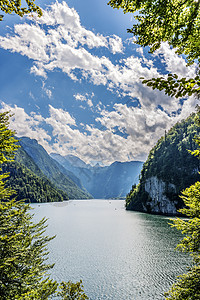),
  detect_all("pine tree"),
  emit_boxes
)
[57,280,89,300]
[165,110,200,299]
[165,182,200,299]
[0,199,58,299]
[0,112,58,299]
[0,111,88,299]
